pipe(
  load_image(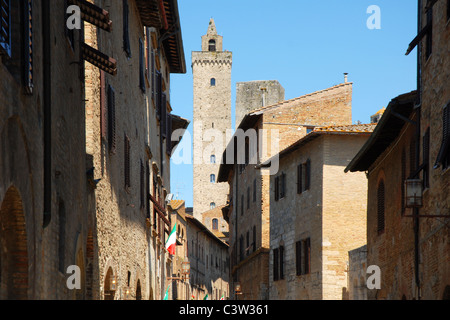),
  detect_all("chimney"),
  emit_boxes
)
[344,73,349,83]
